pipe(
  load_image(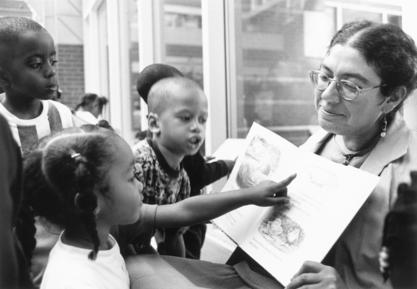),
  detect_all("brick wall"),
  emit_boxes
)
[57,44,85,110]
